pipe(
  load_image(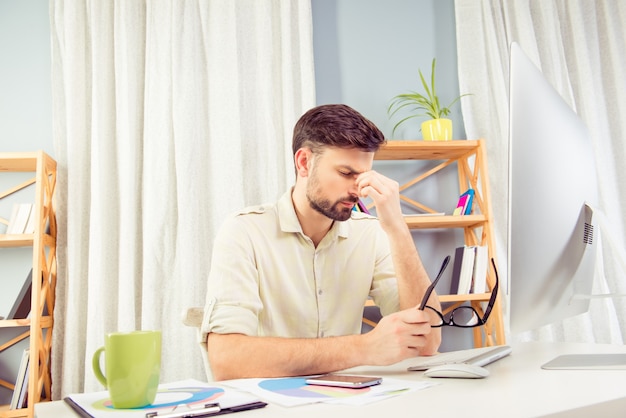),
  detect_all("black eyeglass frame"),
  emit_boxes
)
[419,256,499,328]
